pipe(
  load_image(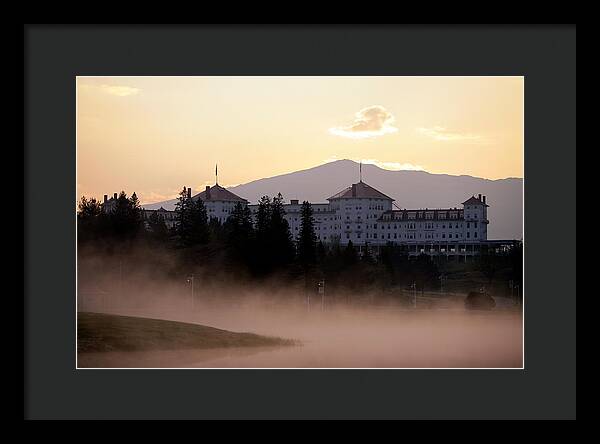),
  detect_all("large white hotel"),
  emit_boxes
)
[105,179,511,258]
